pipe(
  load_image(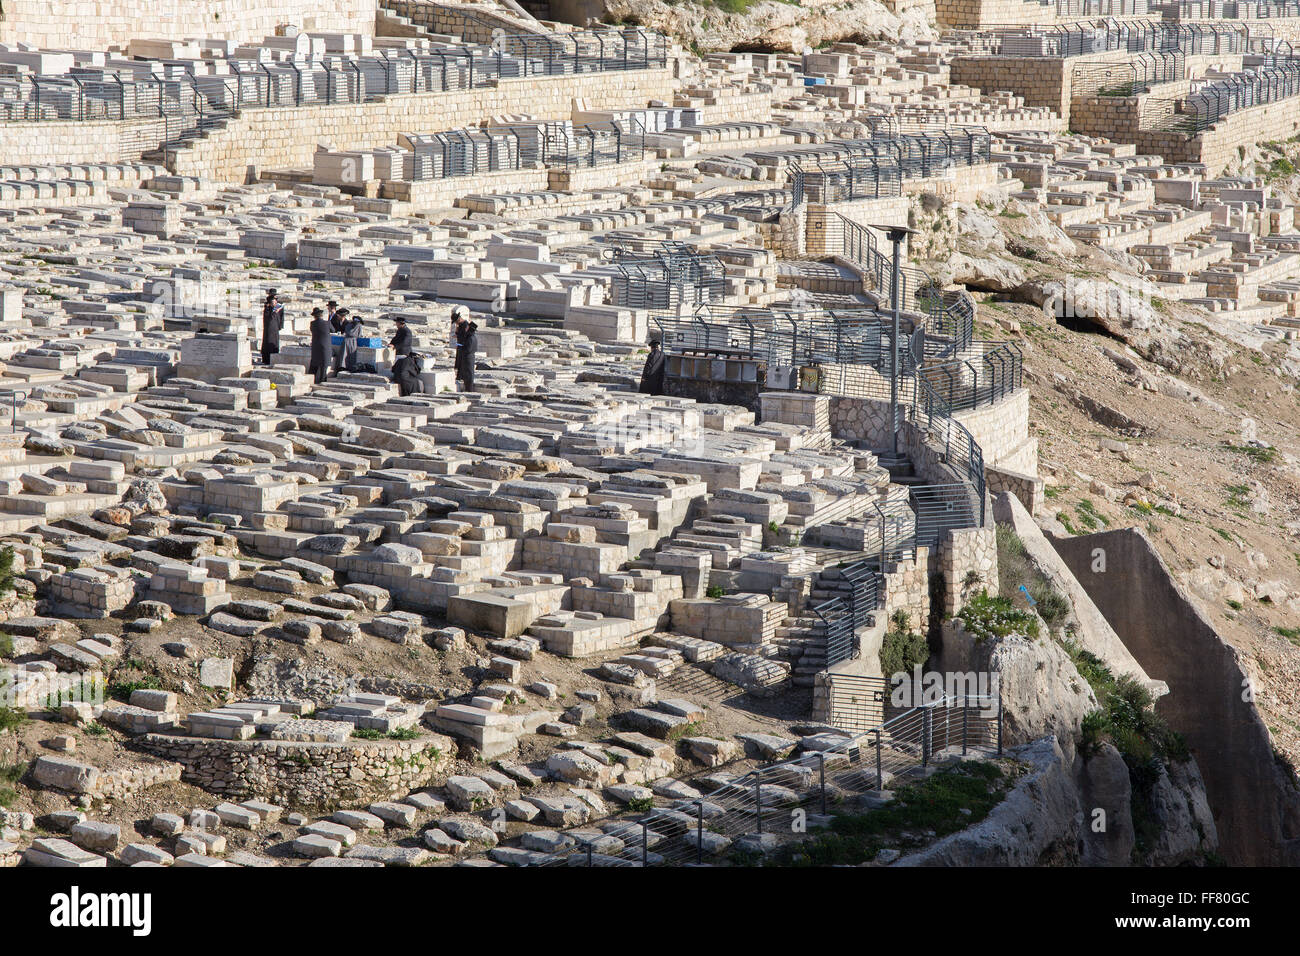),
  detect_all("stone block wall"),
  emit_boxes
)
[881,547,930,633]
[950,49,1130,124]
[936,0,1058,28]
[139,731,456,809]
[951,386,1035,473]
[0,117,172,166]
[0,0,379,51]
[933,524,998,619]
